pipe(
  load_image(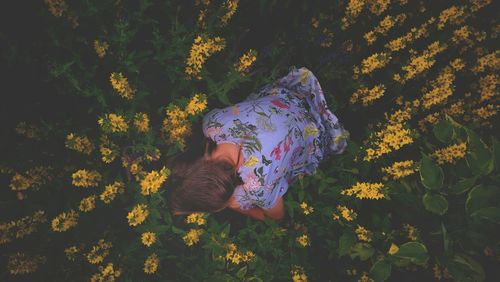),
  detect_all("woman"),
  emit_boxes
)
[164,66,350,221]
